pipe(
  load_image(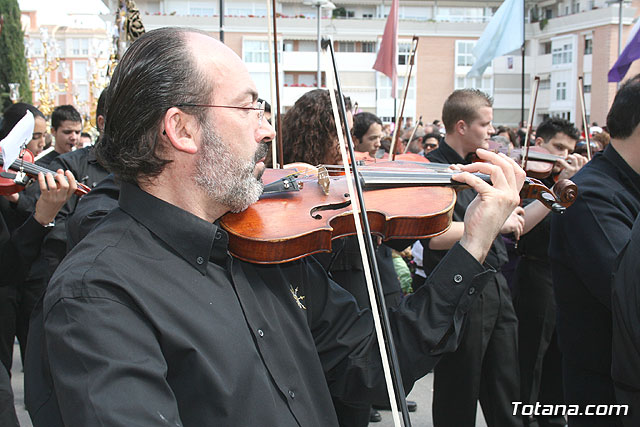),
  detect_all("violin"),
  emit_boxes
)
[220,164,577,264]
[0,152,91,196]
[477,141,564,179]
